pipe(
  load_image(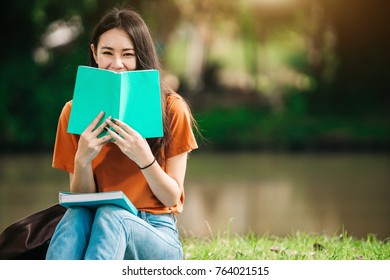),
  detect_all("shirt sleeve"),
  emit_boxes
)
[52,101,79,173]
[166,94,198,158]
